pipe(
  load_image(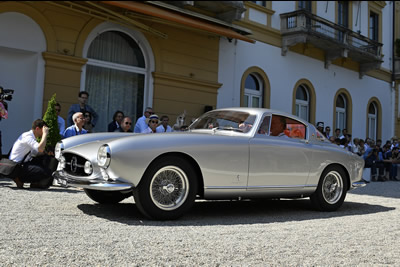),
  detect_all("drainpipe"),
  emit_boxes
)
[393,1,397,138]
